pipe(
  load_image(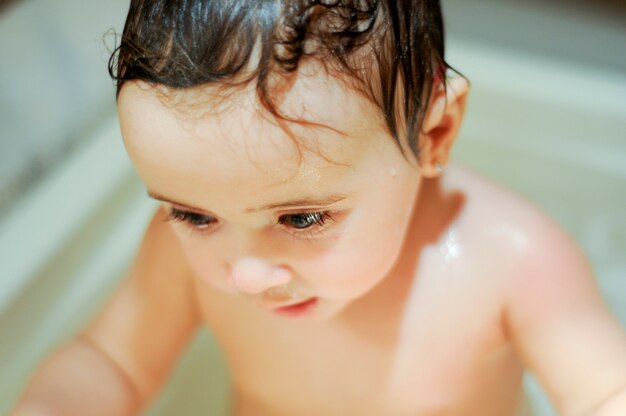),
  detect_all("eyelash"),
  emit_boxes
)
[166,209,215,230]
[165,208,335,238]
